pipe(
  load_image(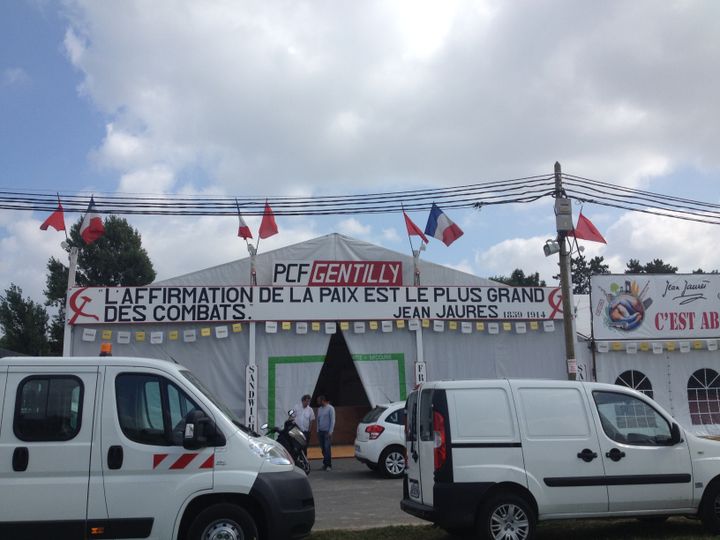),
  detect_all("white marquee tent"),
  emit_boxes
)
[68,233,568,432]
